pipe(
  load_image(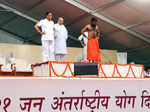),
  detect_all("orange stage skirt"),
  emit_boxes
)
[87,38,101,62]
